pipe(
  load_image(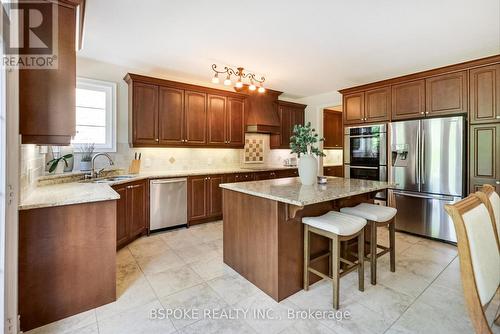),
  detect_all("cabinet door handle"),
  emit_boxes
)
[155,138,159,142]
[496,180,500,185]
[420,112,424,115]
